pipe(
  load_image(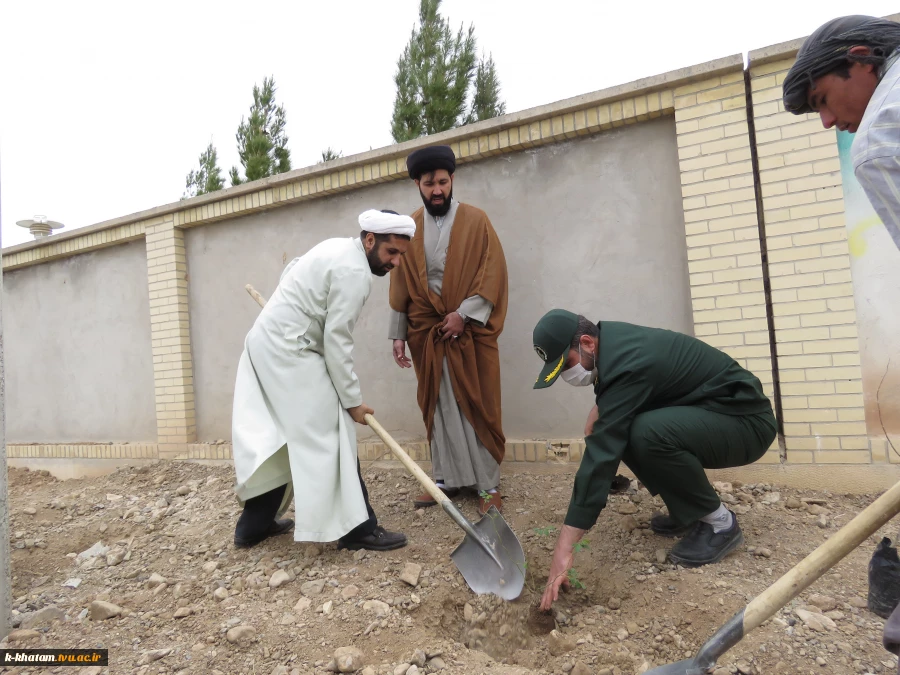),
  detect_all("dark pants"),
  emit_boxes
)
[622,407,777,525]
[235,459,378,542]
